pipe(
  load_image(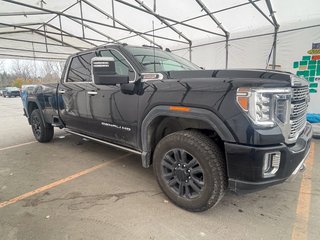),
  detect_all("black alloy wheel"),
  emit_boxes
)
[161,148,205,199]
[31,113,42,138]
[153,130,227,212]
[30,109,54,143]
